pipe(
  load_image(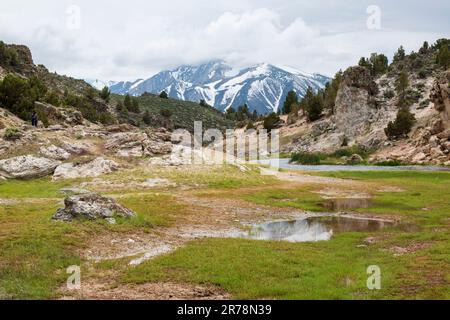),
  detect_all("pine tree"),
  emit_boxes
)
[305,94,324,122]
[396,71,409,99]
[436,44,450,69]
[385,107,415,139]
[124,94,132,110]
[393,45,406,62]
[263,112,280,132]
[283,90,298,114]
[100,86,110,102]
[159,91,169,99]
[419,41,429,54]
